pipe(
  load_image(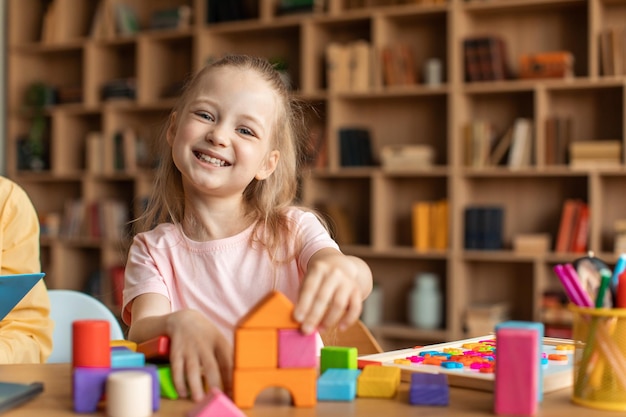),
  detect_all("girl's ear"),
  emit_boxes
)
[255,150,280,180]
[166,112,178,145]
